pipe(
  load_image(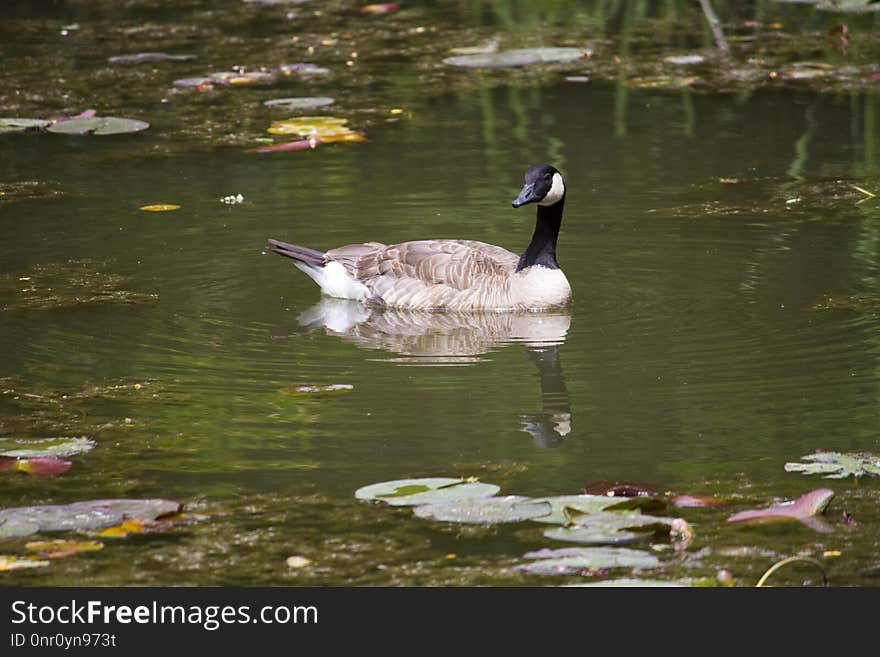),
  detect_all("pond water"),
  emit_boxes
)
[1,0,879,586]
